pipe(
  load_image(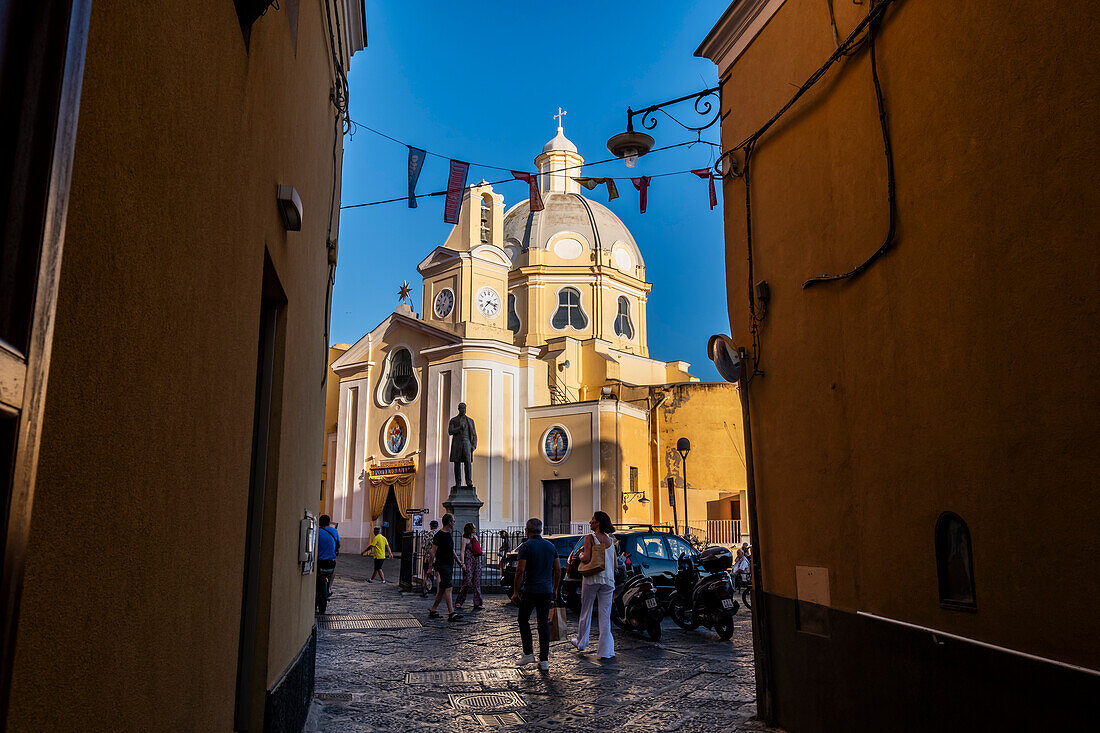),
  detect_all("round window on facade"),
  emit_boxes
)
[382,414,409,456]
[542,425,571,464]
